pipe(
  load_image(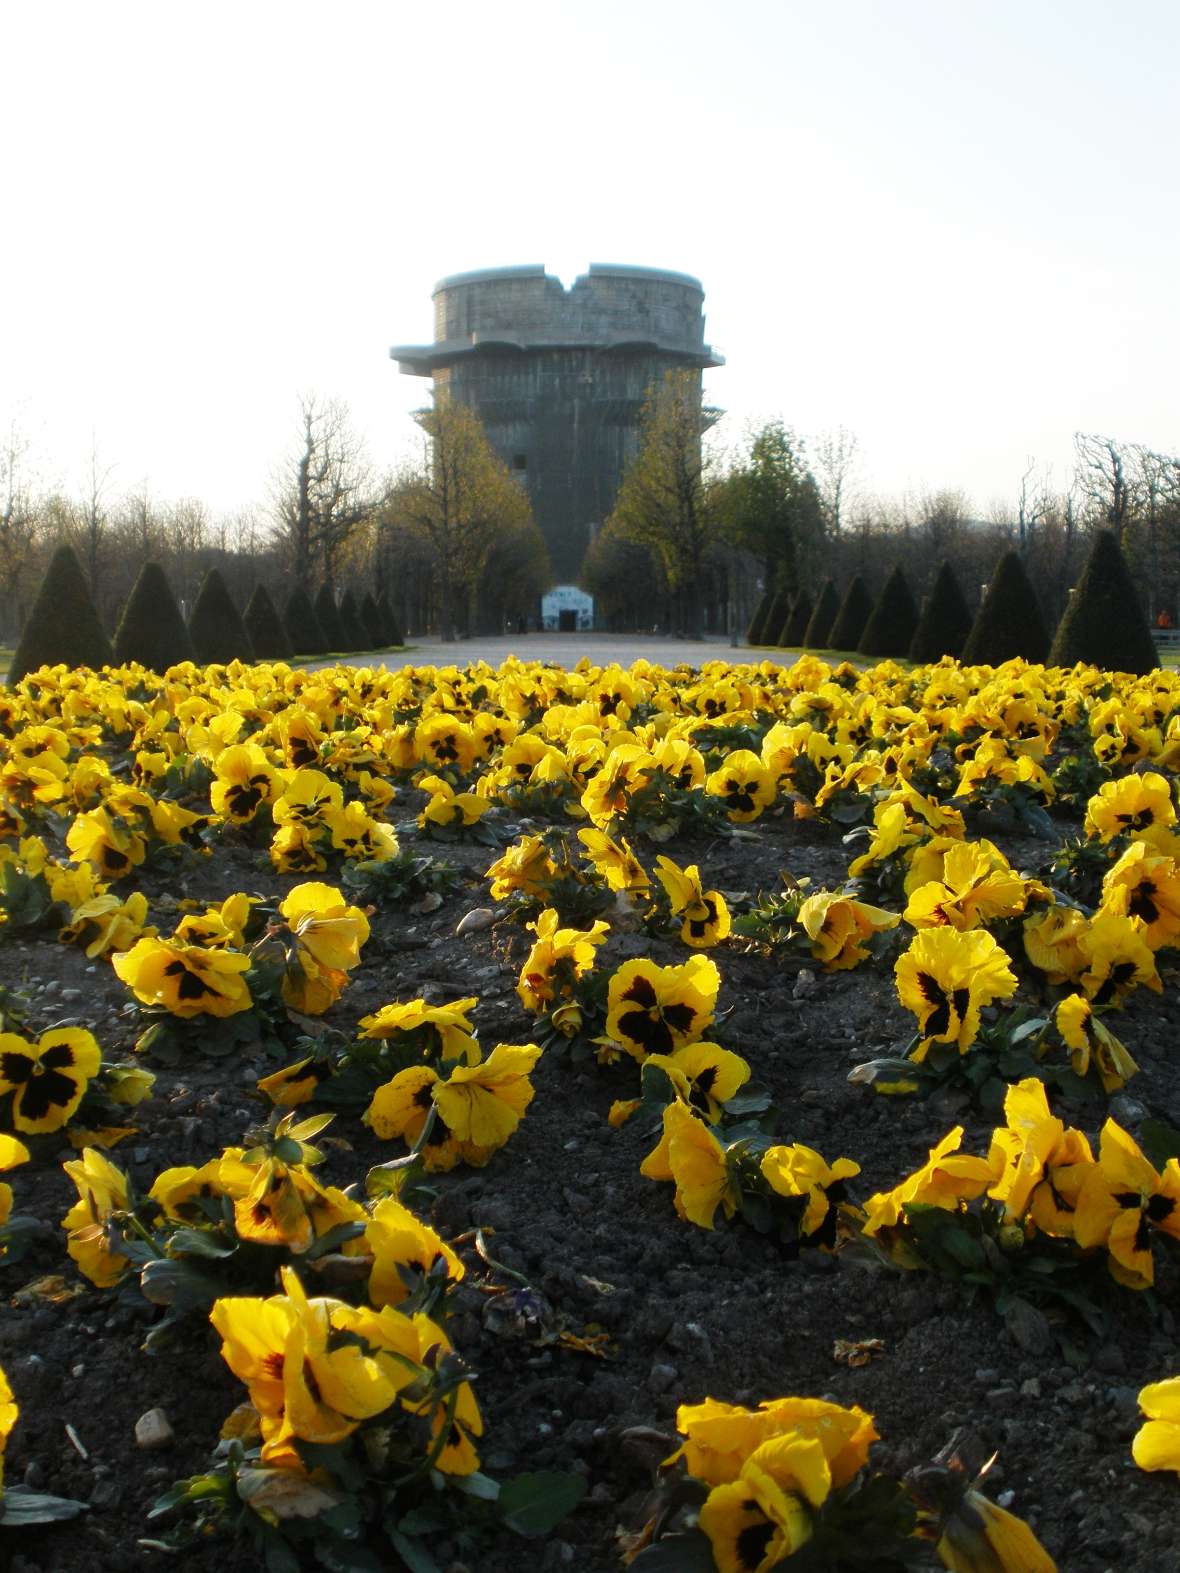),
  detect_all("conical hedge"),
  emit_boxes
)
[759,588,792,649]
[961,550,1049,666]
[338,589,371,652]
[859,566,919,658]
[803,579,841,648]
[244,584,293,661]
[361,592,385,648]
[827,576,874,652]
[1048,530,1158,675]
[771,595,797,648]
[781,590,813,647]
[314,585,345,651]
[284,587,328,656]
[187,568,255,665]
[112,561,195,672]
[8,544,113,685]
[376,592,404,647]
[908,561,972,663]
[746,592,772,646]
